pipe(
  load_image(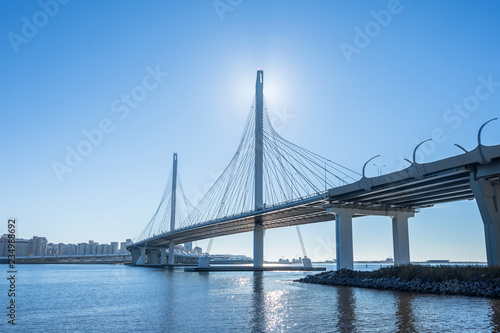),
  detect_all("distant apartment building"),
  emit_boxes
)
[65,244,77,255]
[58,243,65,255]
[0,235,130,257]
[119,239,132,254]
[77,243,89,255]
[47,243,58,255]
[0,235,9,256]
[119,242,130,254]
[0,234,30,256]
[17,239,31,256]
[29,236,48,256]
[89,240,98,255]
[0,235,7,256]
[111,242,119,254]
[99,244,109,254]
[0,235,48,256]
